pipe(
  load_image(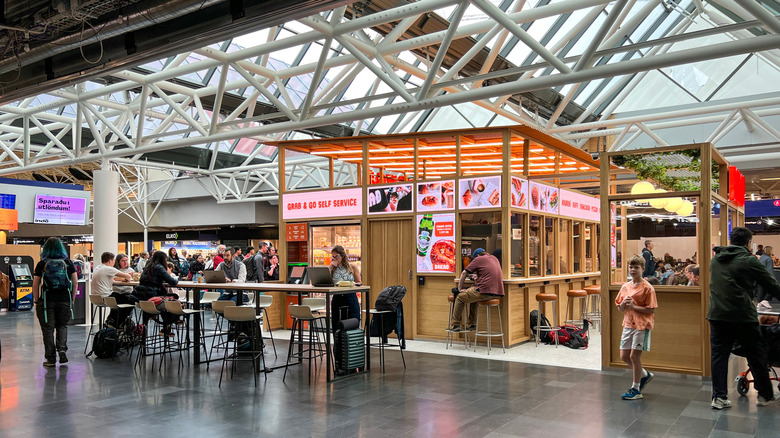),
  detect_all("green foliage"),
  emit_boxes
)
[612,150,719,192]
